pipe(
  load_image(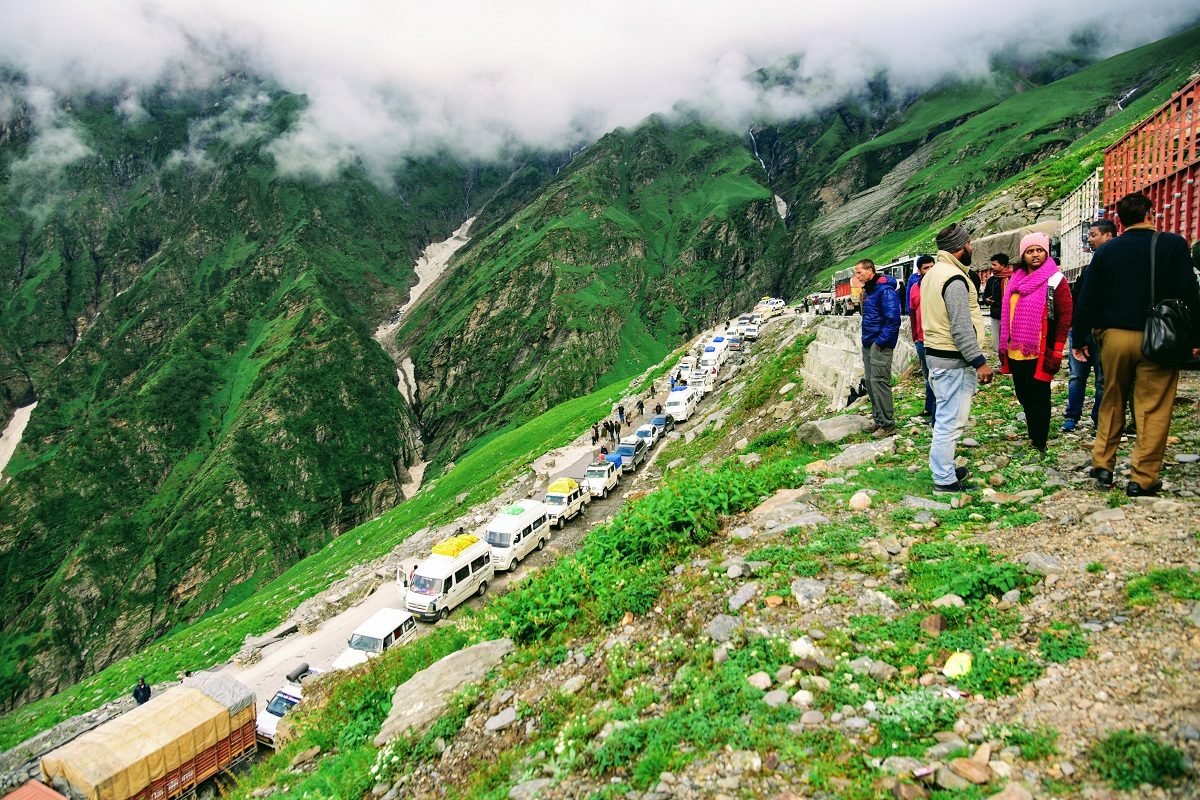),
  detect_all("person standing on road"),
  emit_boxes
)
[636,398,644,419]
[133,676,151,705]
[922,223,994,493]
[1072,192,1200,496]
[998,232,1072,455]
[617,404,626,425]
[908,255,936,420]
[1062,219,1116,432]
[854,259,901,437]
[591,422,600,445]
